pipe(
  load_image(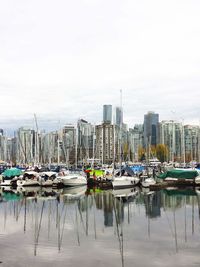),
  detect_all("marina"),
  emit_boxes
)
[0,0,199,265]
